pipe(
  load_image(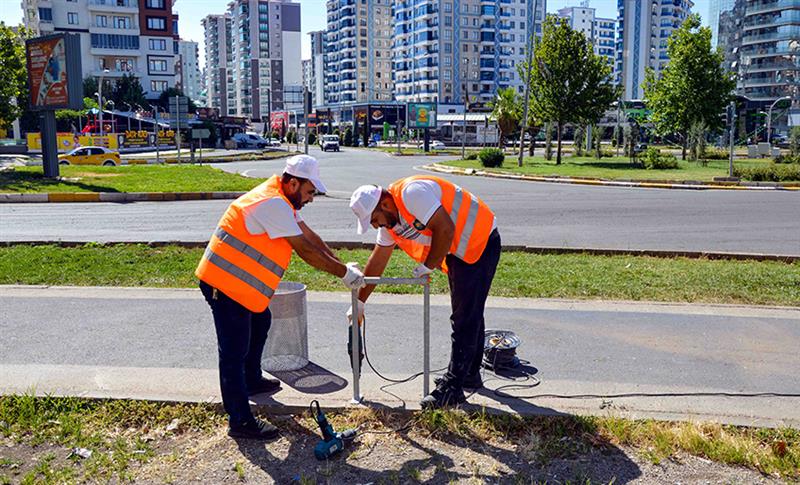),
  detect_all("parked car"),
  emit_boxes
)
[418,140,447,150]
[320,134,340,152]
[58,146,120,166]
[233,132,273,149]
